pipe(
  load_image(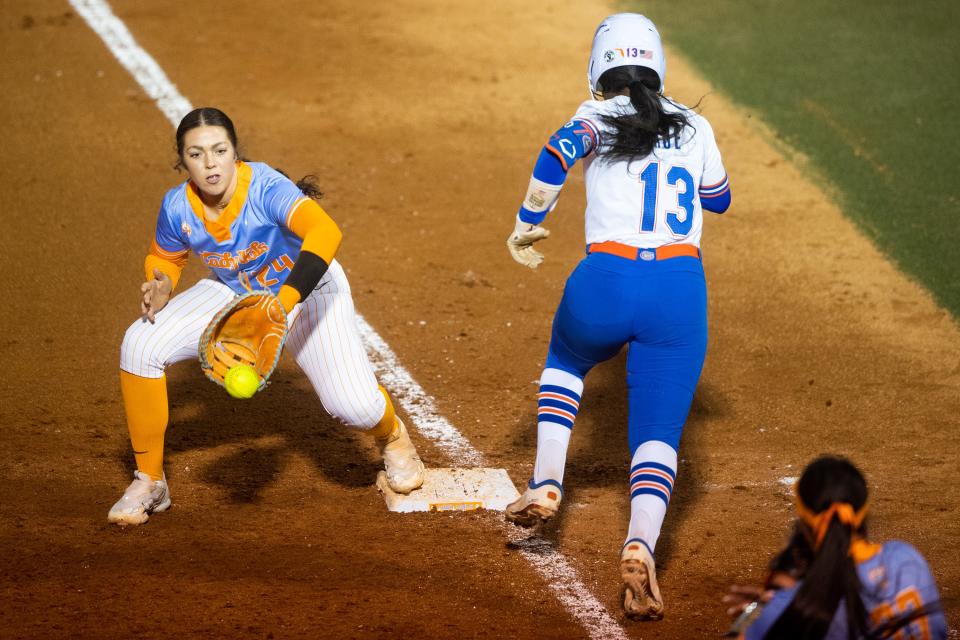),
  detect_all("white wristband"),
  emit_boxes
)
[522,177,562,214]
